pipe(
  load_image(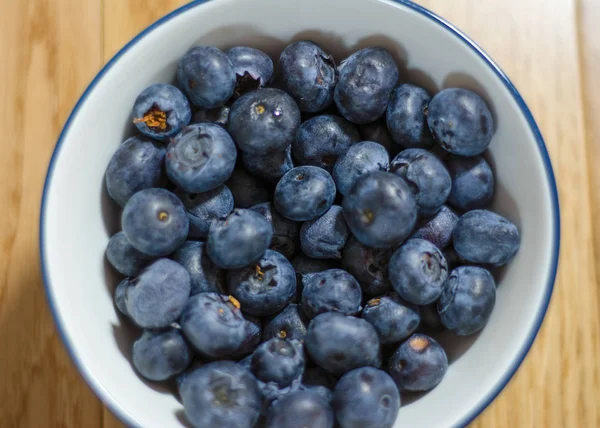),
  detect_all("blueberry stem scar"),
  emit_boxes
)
[134,105,168,131]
